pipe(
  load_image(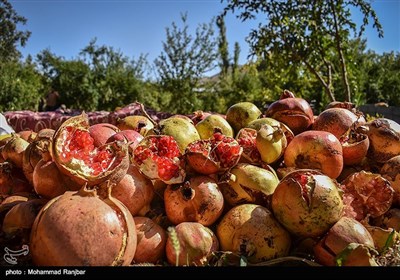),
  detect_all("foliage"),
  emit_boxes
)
[222,0,383,103]
[0,0,31,62]
[154,13,219,114]
[0,58,44,111]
